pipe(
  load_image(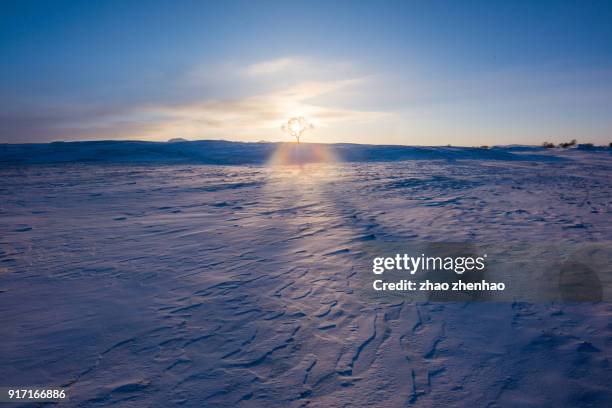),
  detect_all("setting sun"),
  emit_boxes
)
[290,121,303,134]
